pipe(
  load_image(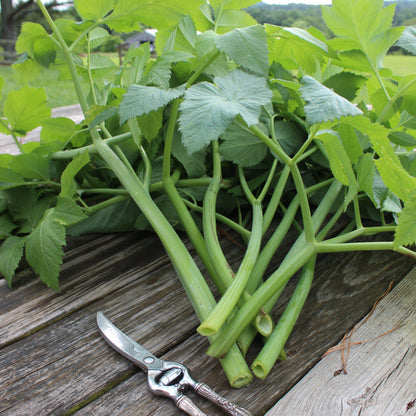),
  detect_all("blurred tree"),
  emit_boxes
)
[0,0,73,46]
